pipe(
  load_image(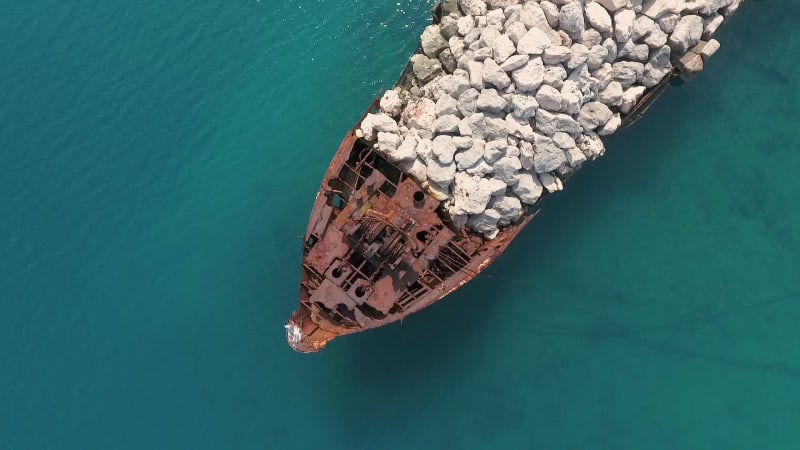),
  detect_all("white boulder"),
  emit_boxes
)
[512,172,544,204]
[585,3,613,36]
